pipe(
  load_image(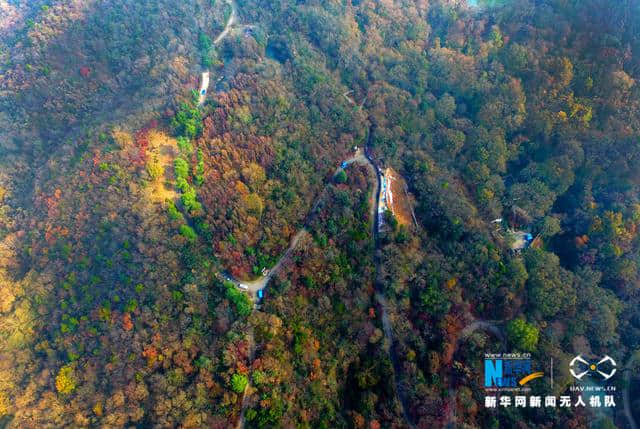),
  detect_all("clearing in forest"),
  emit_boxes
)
[145,131,179,203]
